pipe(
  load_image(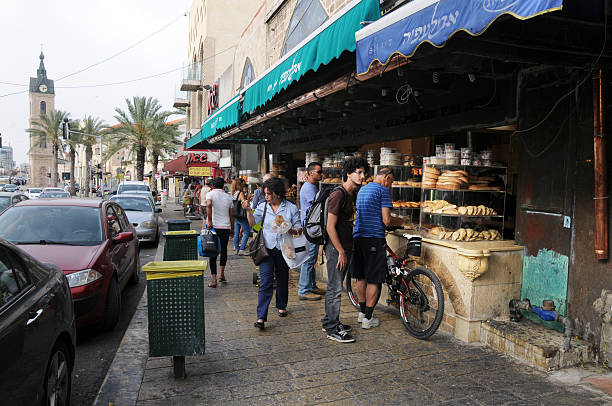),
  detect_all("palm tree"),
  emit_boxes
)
[107,97,164,181]
[149,115,181,192]
[78,116,107,196]
[27,109,69,187]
